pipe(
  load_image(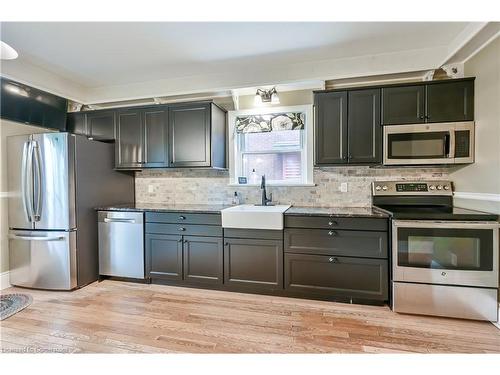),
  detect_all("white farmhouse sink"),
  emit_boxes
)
[221,204,291,230]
